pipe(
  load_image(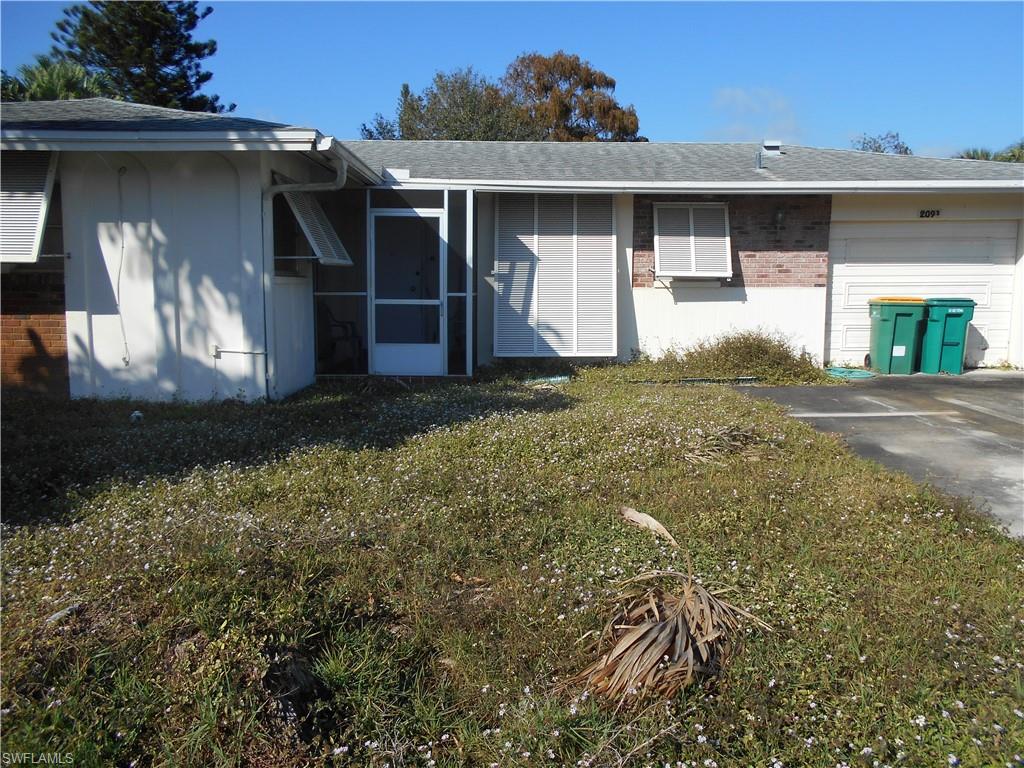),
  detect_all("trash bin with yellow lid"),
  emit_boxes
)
[865,297,926,374]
